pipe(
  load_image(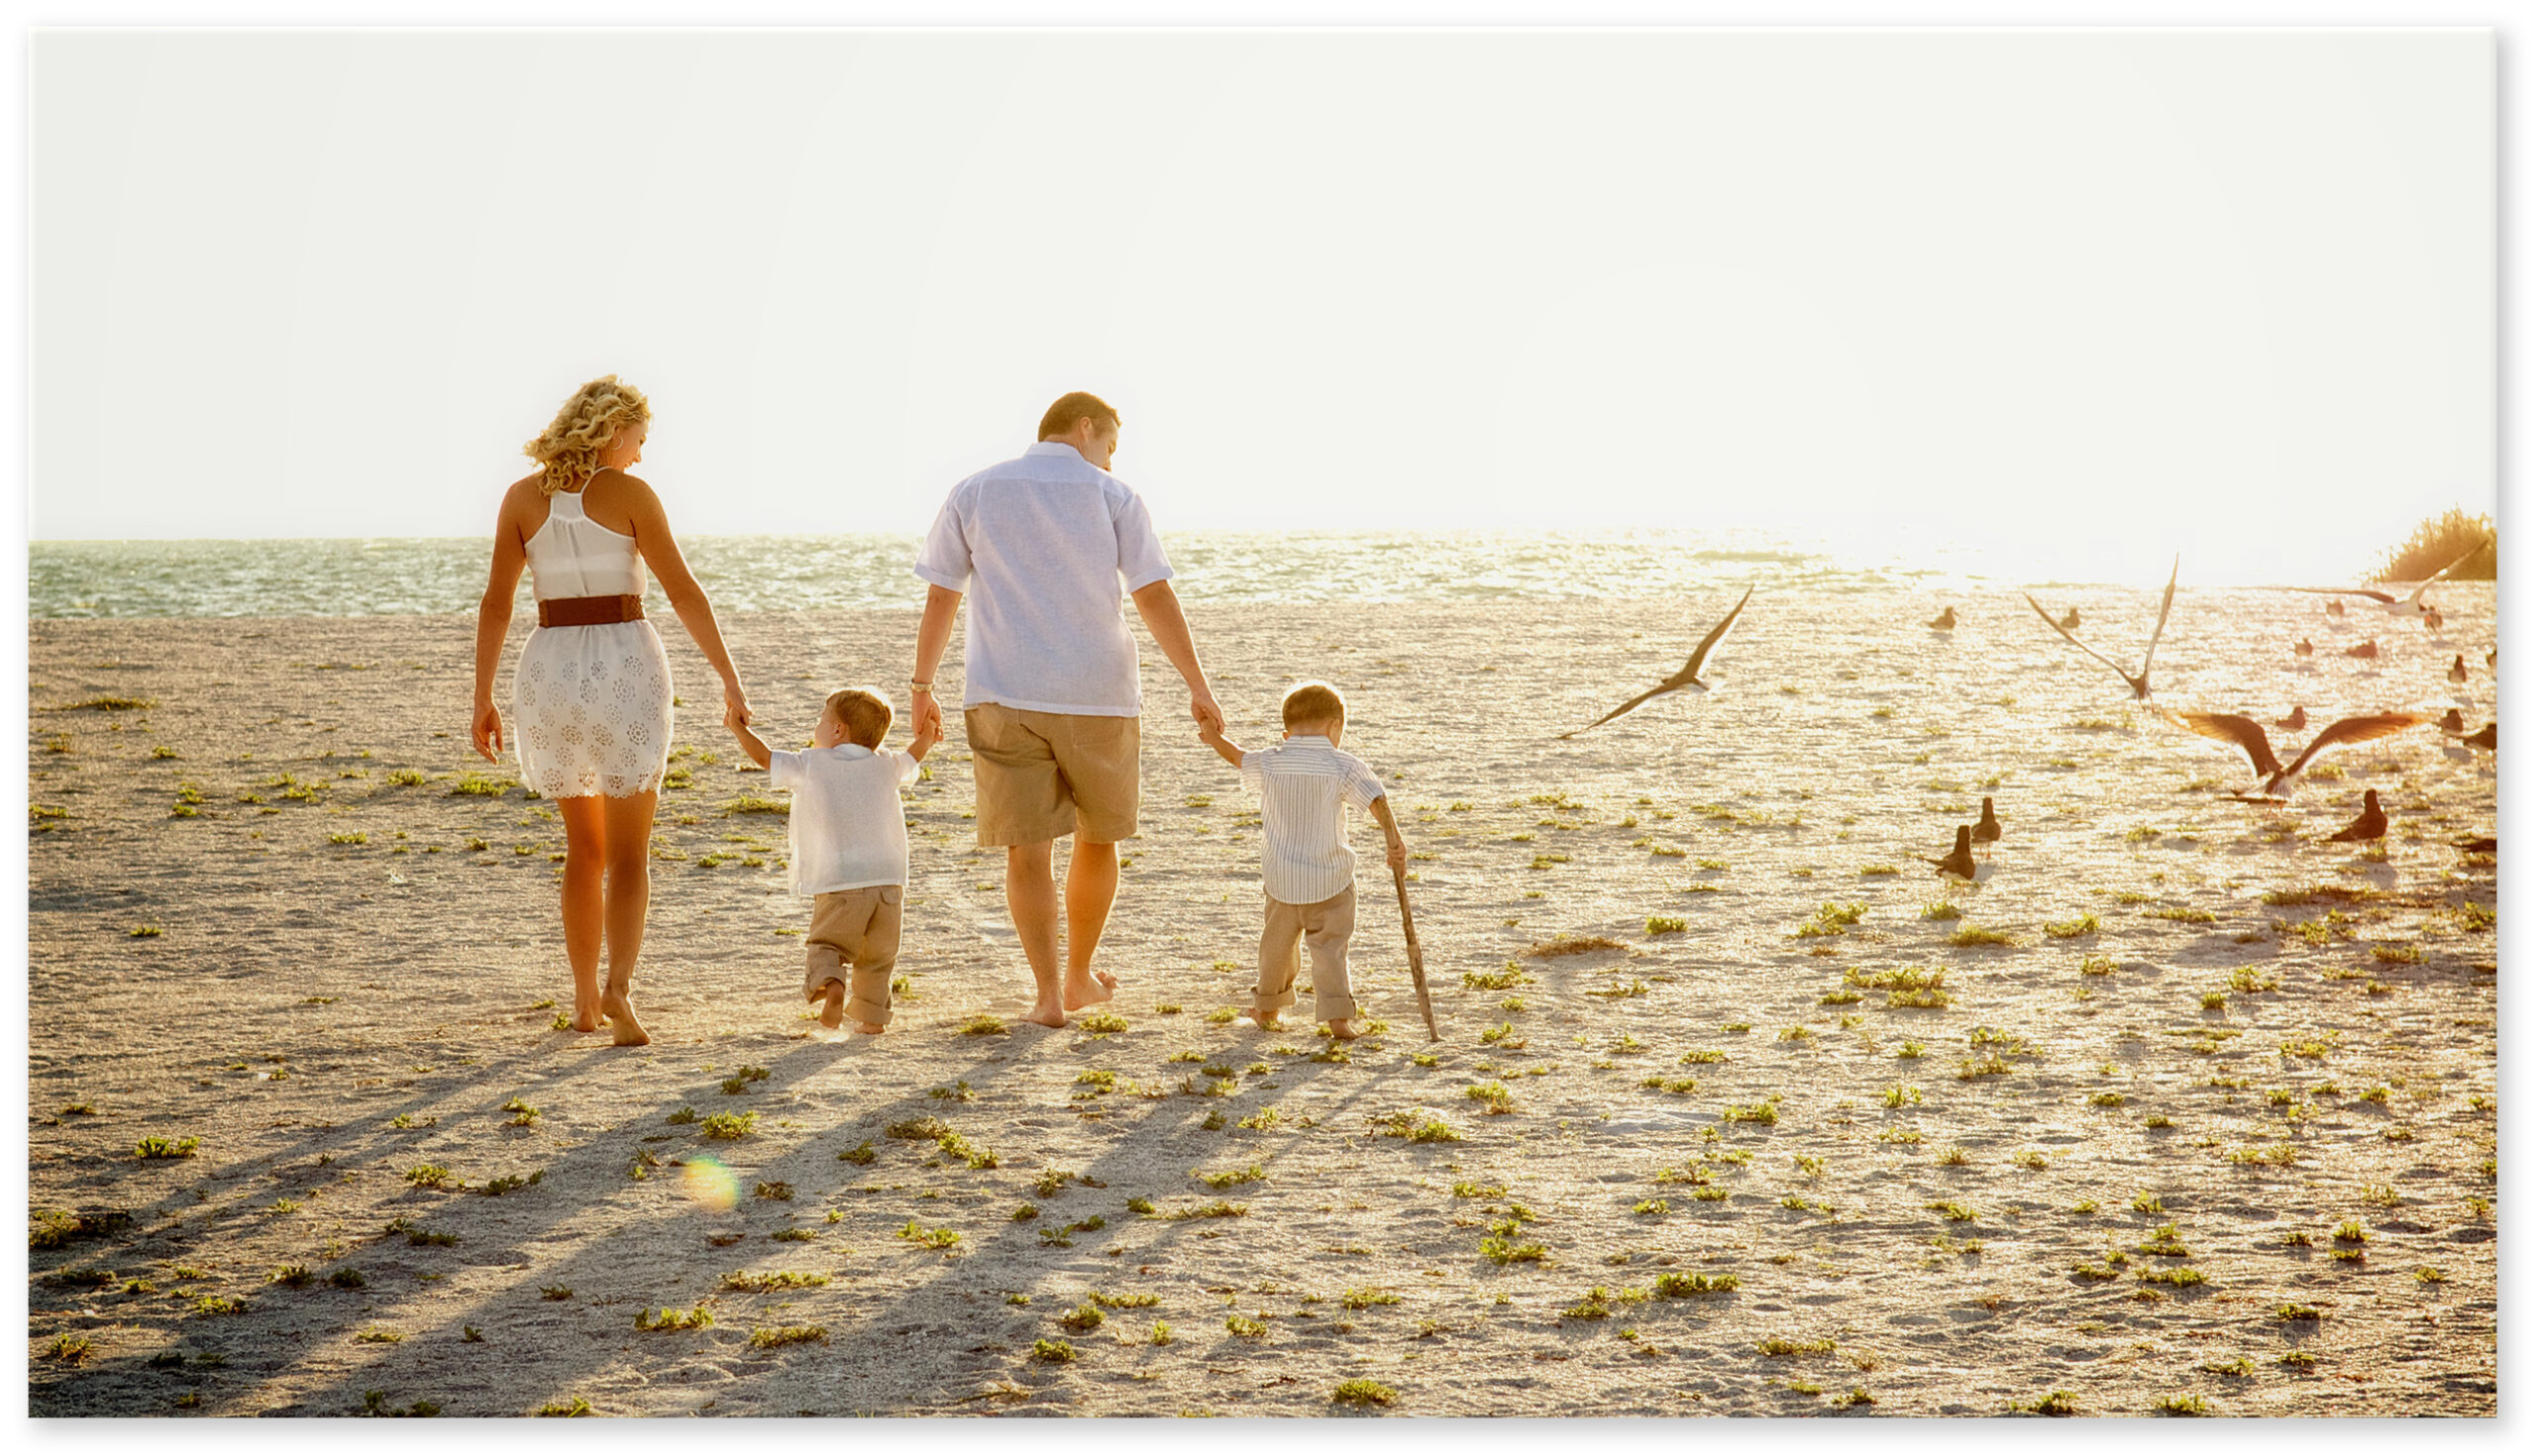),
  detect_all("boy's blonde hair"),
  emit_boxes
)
[825,688,893,749]
[1281,680,1346,731]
